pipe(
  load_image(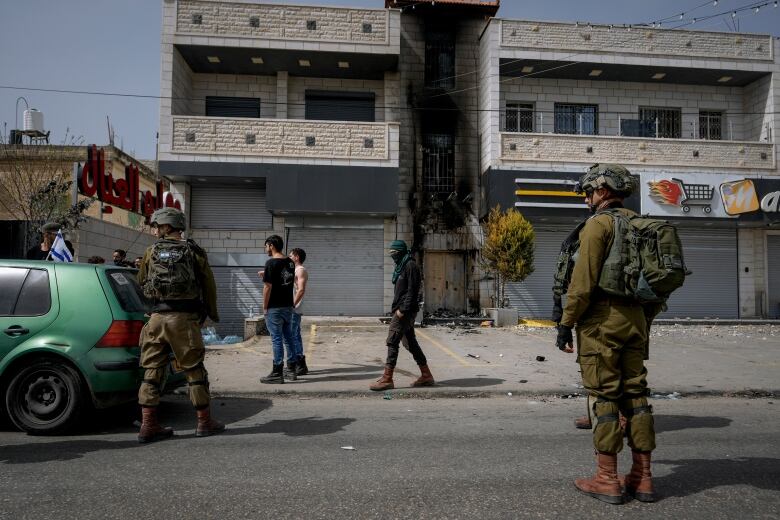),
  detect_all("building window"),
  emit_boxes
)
[424,30,455,90]
[554,104,598,135]
[699,111,723,140]
[205,96,261,118]
[505,103,534,132]
[639,107,681,138]
[304,90,375,122]
[422,134,455,194]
